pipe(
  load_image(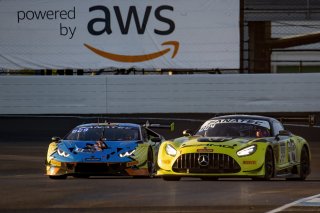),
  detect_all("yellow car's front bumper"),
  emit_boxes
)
[157,142,268,178]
